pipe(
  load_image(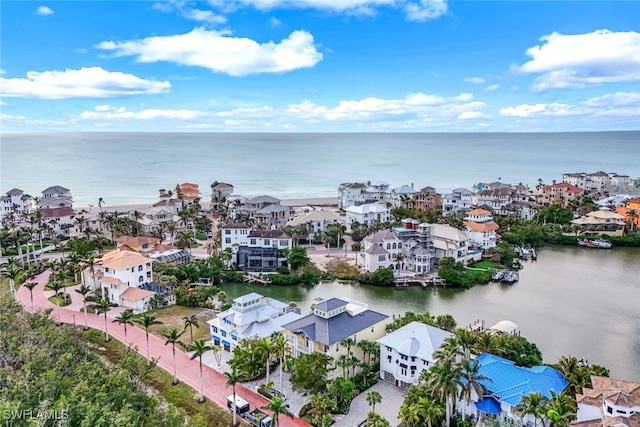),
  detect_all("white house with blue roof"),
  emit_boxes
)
[207,292,301,352]
[377,321,452,388]
[458,353,569,425]
[282,297,389,379]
